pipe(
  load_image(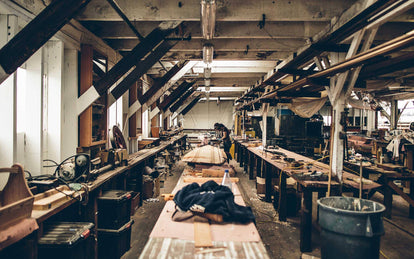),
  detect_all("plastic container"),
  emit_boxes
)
[38,222,94,259]
[98,219,134,259]
[318,196,385,259]
[221,169,232,191]
[98,190,132,229]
